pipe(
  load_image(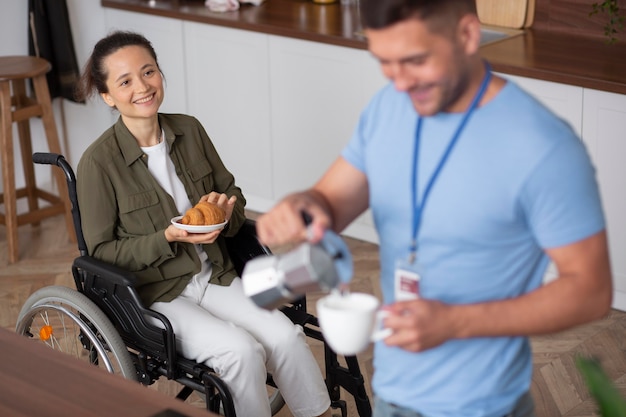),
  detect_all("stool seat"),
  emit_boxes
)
[0,56,51,81]
[0,55,74,263]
